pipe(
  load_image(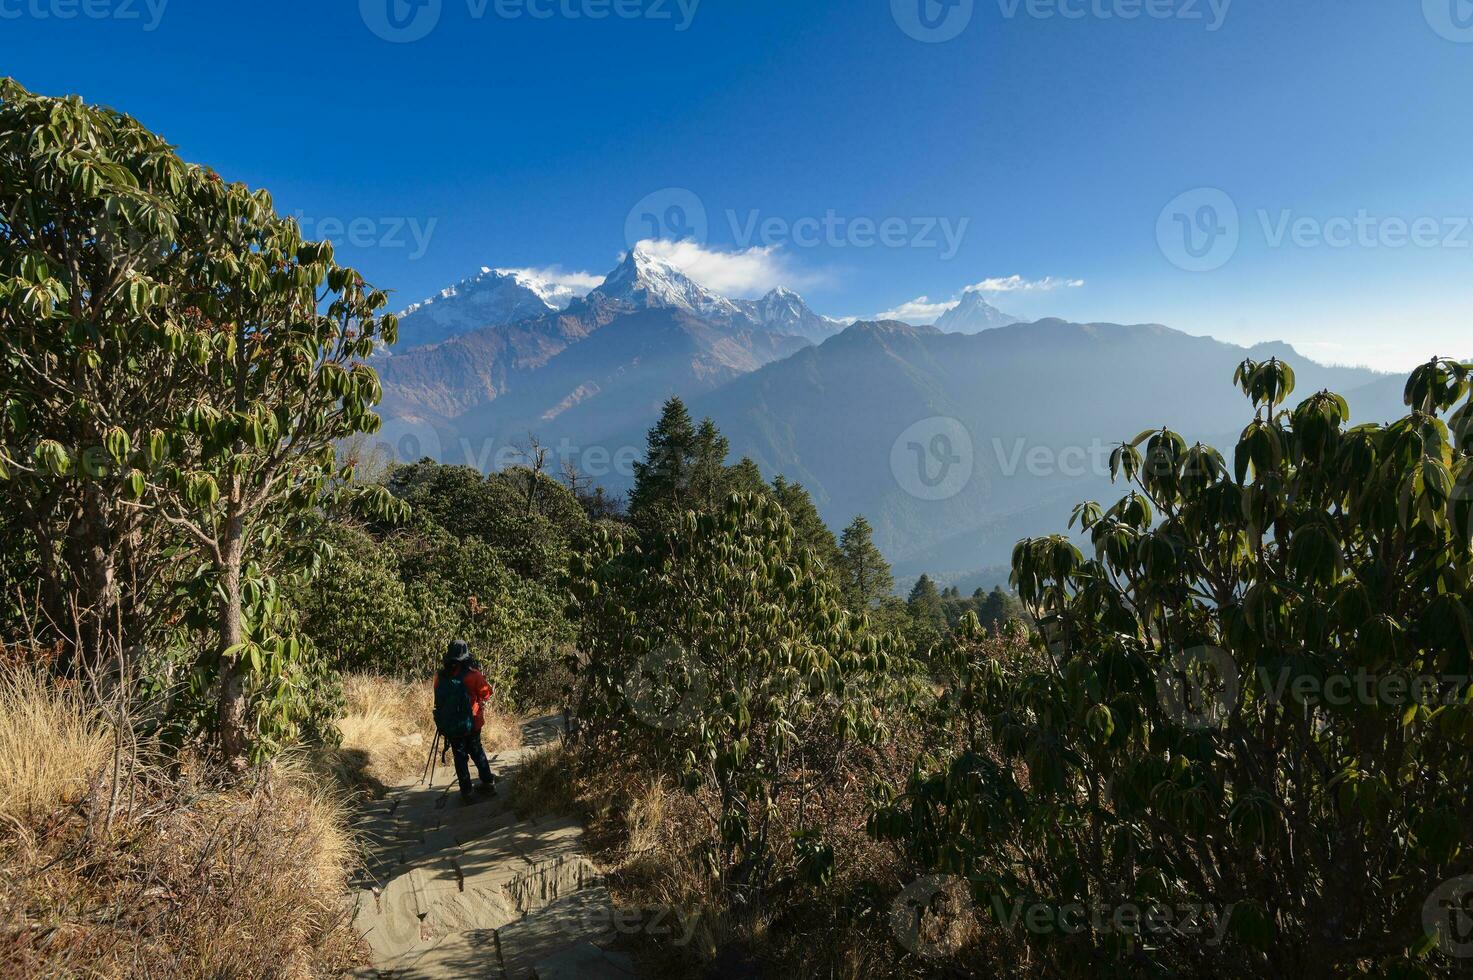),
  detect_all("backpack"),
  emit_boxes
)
[433,668,475,739]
